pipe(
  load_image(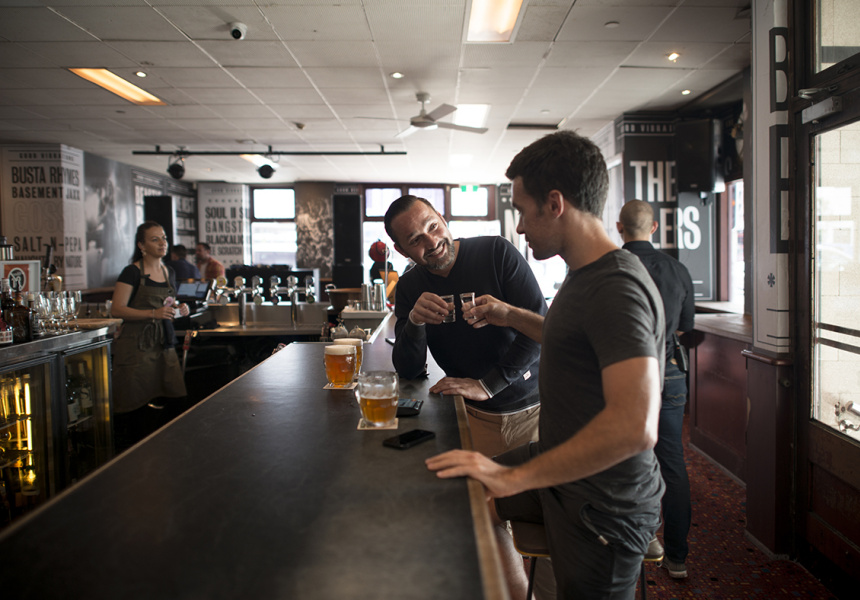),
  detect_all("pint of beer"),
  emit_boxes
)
[333,338,363,375]
[324,344,356,387]
[357,371,398,427]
